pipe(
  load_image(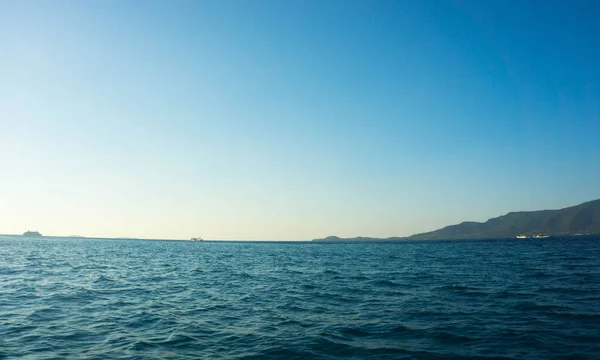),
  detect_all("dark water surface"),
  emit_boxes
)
[1,236,599,359]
